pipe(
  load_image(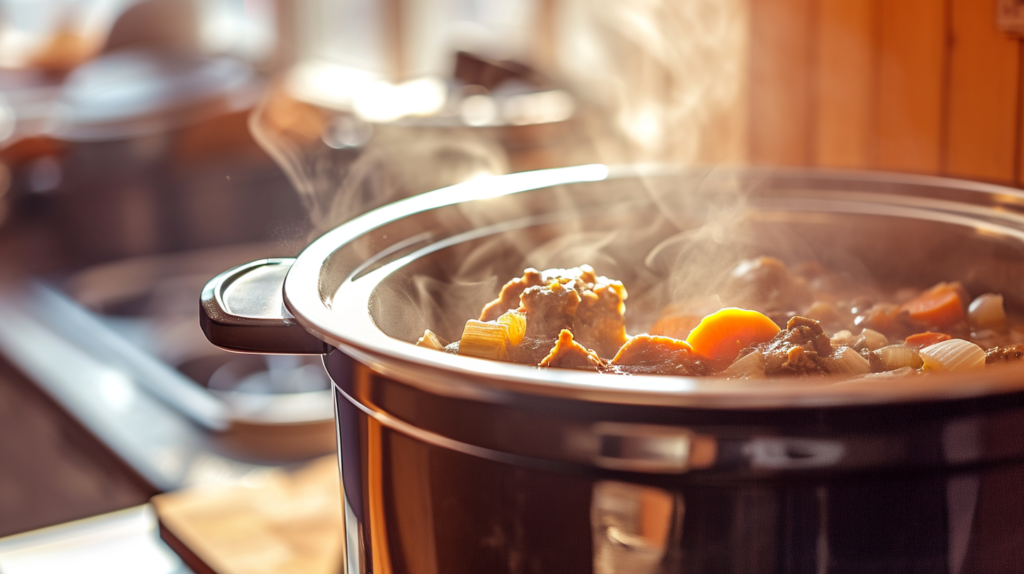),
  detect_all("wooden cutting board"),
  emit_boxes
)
[151,455,343,574]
